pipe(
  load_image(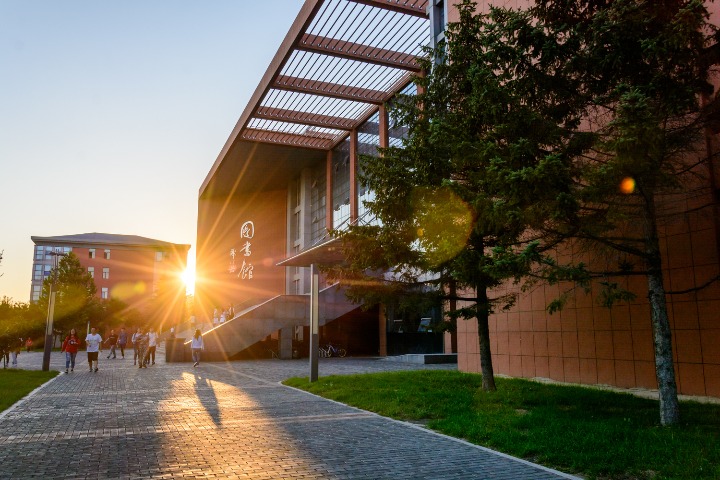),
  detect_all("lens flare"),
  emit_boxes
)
[619,177,636,194]
[411,186,473,266]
